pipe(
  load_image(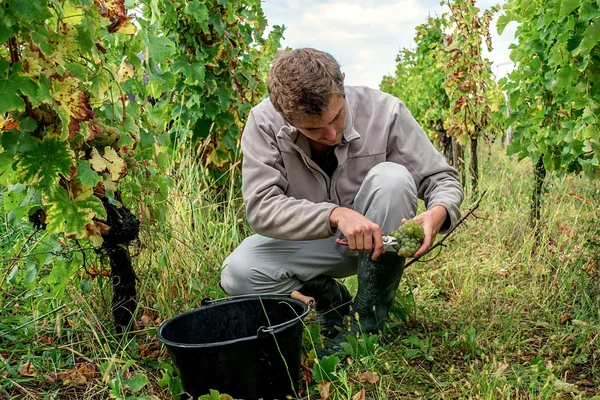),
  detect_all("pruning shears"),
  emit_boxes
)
[335,235,399,252]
